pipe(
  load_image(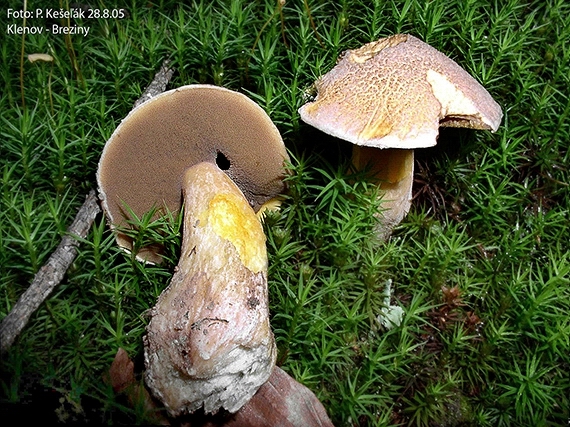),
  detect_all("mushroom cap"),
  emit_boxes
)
[298,34,503,149]
[97,84,289,263]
